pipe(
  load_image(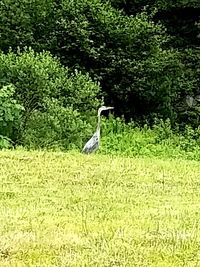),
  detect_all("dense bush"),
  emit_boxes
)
[100,116,200,160]
[175,47,200,128]
[0,0,199,154]
[23,99,95,150]
[0,0,193,123]
[0,49,96,110]
[0,84,24,144]
[106,0,200,15]
[0,49,60,115]
[52,2,189,121]
[0,50,101,148]
[0,0,57,52]
[0,49,101,111]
